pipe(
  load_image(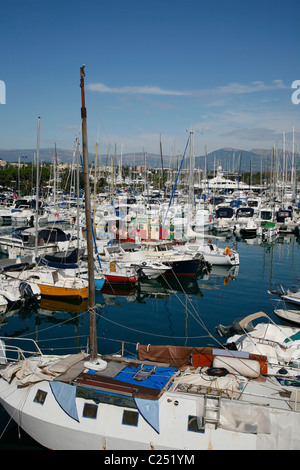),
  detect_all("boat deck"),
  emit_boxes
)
[54,354,175,400]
